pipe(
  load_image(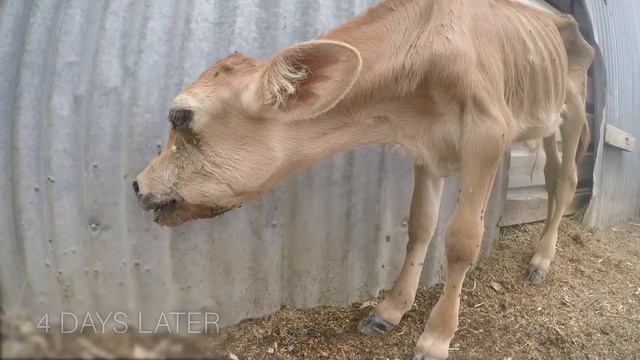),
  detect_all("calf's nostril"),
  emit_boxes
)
[132,181,140,195]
